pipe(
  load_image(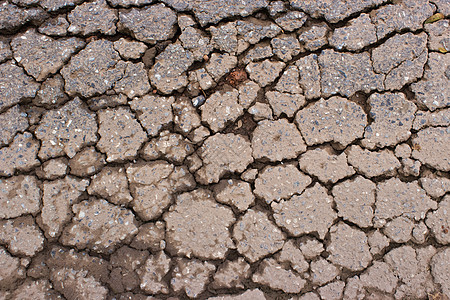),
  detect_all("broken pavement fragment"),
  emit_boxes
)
[0,216,44,256]
[319,49,384,97]
[149,43,194,94]
[61,39,124,98]
[11,29,84,82]
[195,133,253,185]
[0,105,28,147]
[329,13,377,51]
[0,132,40,176]
[164,189,235,260]
[35,98,98,159]
[114,62,150,98]
[170,258,215,298]
[346,145,401,178]
[246,59,285,87]
[0,175,41,220]
[67,0,118,36]
[412,126,450,172]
